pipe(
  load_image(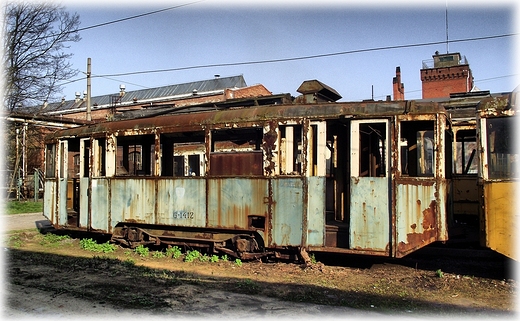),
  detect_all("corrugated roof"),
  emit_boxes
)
[38,75,247,114]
